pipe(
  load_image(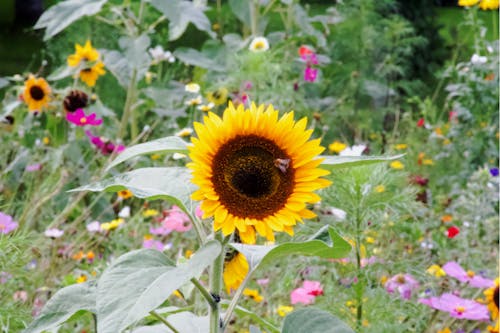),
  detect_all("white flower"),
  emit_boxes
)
[118,206,131,218]
[470,54,487,65]
[185,96,202,106]
[149,46,176,63]
[197,102,215,112]
[249,37,269,52]
[329,207,347,221]
[339,144,366,156]
[175,128,193,137]
[44,228,64,238]
[185,83,200,93]
[173,153,187,160]
[86,221,101,233]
